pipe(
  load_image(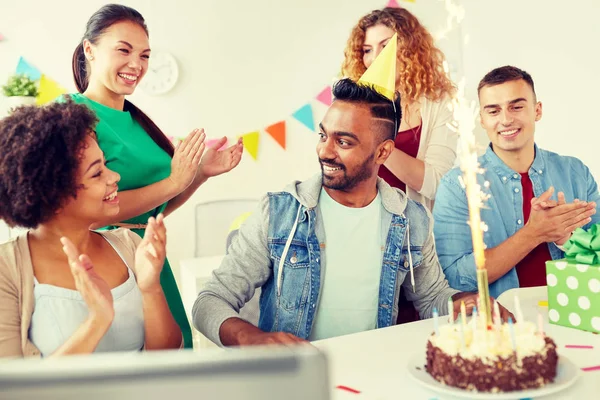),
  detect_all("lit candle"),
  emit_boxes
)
[514,295,524,323]
[471,306,478,330]
[460,301,467,326]
[508,317,517,351]
[493,300,501,326]
[433,307,440,336]
[448,298,454,324]
[537,313,544,336]
[459,321,466,350]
